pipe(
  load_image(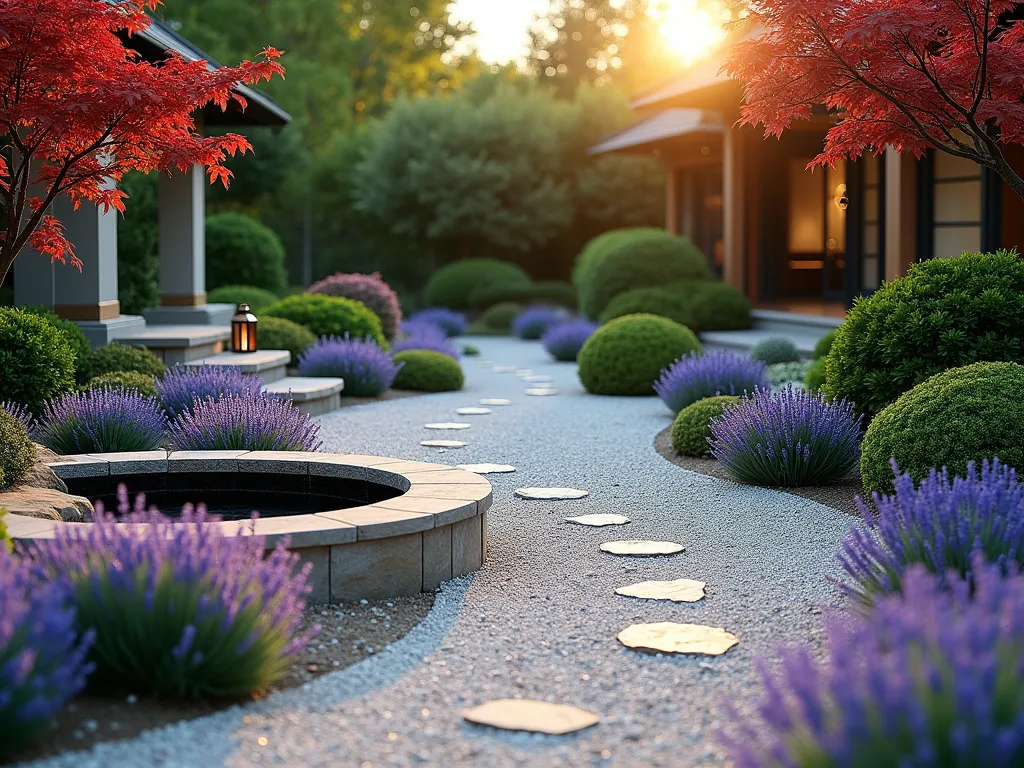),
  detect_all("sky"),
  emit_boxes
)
[449,0,550,64]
